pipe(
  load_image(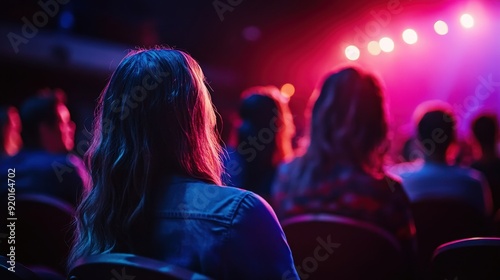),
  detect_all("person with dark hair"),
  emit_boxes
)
[68,47,298,279]
[400,101,492,215]
[225,85,294,201]
[400,101,493,276]
[0,90,88,207]
[271,67,416,273]
[0,106,22,157]
[386,136,424,179]
[471,114,500,214]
